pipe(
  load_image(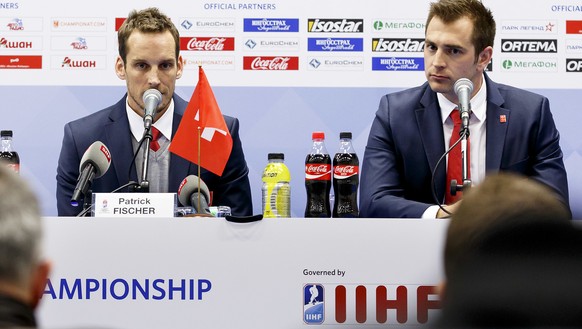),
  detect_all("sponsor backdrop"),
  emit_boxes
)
[1,0,582,219]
